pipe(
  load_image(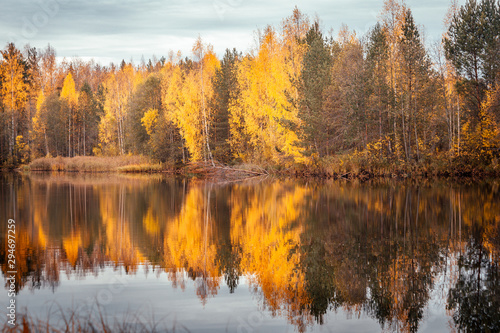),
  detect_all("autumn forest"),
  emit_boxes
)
[1,0,500,174]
